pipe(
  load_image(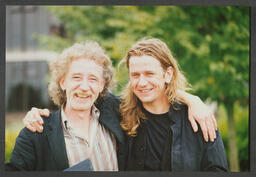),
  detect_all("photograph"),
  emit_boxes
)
[4,5,249,173]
